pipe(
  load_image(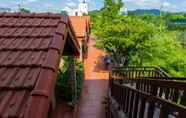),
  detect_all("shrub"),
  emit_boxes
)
[55,57,84,104]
